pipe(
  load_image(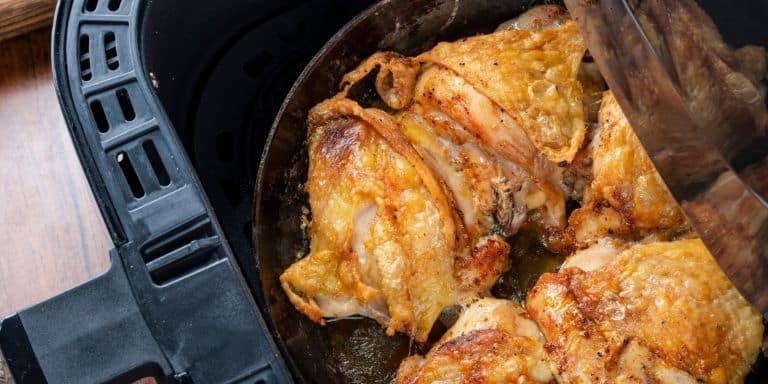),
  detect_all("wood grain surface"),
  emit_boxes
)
[0,25,159,384]
[0,28,112,320]
[0,347,9,384]
[0,26,113,383]
[0,0,56,43]
[0,2,150,380]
